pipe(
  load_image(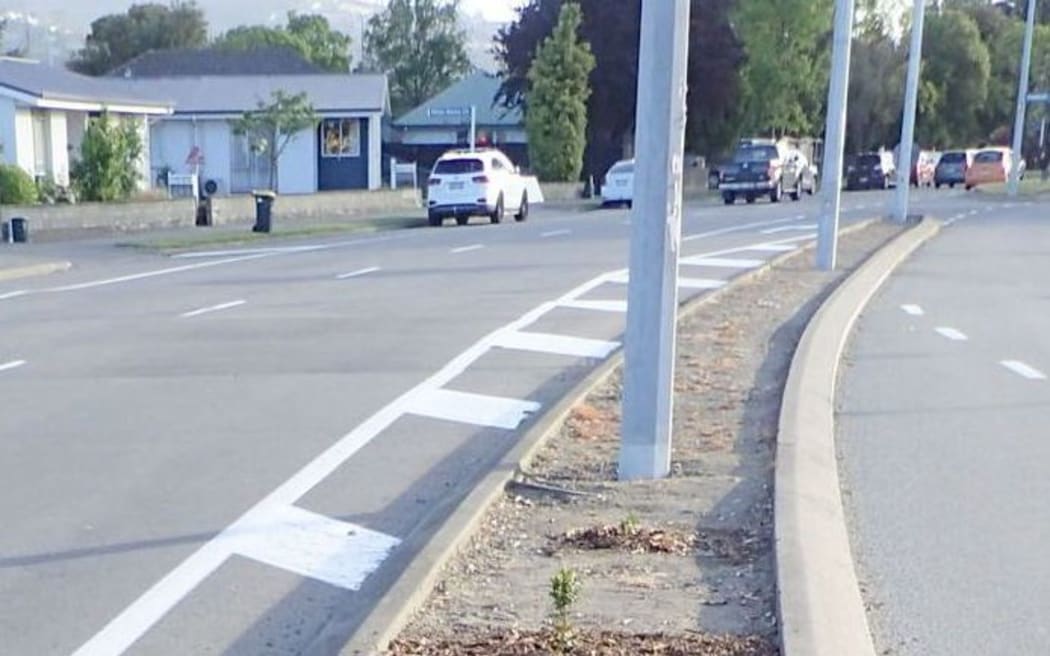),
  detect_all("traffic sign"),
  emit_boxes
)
[1027,92,1050,103]
[427,107,471,118]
